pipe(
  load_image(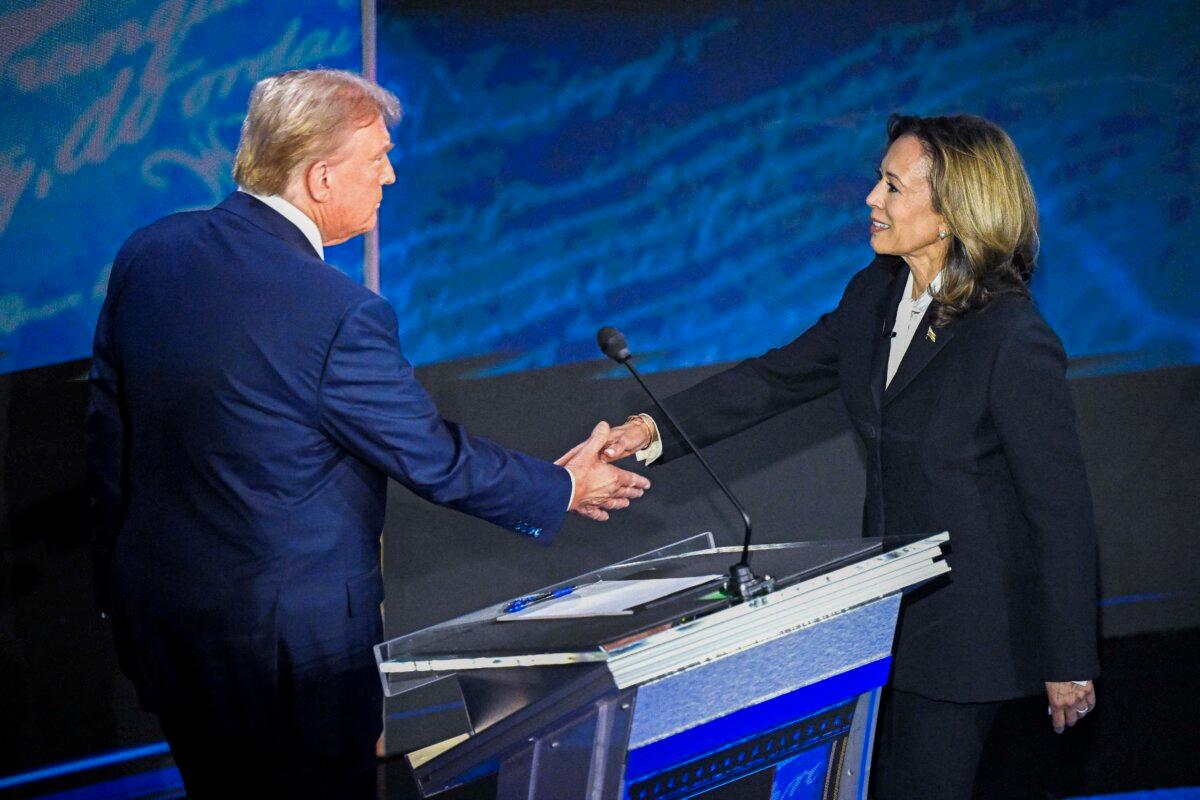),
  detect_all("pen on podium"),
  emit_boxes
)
[503,585,576,614]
